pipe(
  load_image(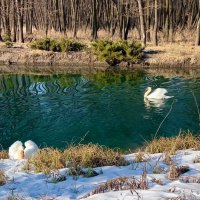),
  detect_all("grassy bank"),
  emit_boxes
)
[1,133,200,199]
[1,39,200,75]
[145,44,200,67]
[1,133,200,174]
